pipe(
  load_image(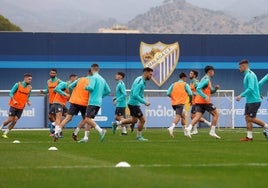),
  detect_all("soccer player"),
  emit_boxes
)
[112,72,128,135]
[119,67,153,141]
[59,69,92,142]
[84,64,111,142]
[236,60,268,141]
[53,74,78,141]
[185,65,221,139]
[0,73,32,138]
[167,72,192,138]
[40,69,62,136]
[189,70,211,135]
